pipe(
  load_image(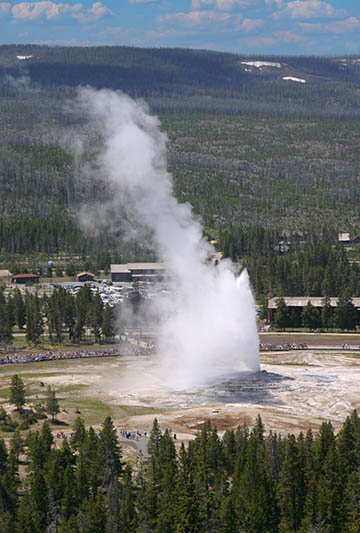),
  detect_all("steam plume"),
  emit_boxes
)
[75,87,260,387]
